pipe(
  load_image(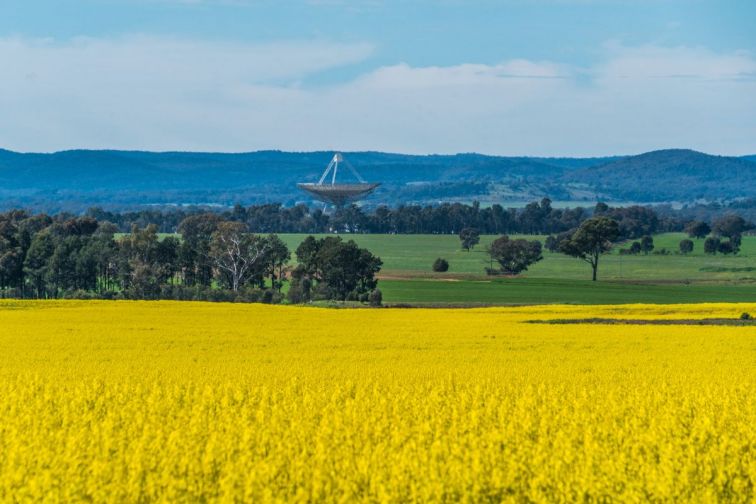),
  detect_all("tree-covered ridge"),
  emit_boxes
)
[565,149,756,202]
[1,148,753,211]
